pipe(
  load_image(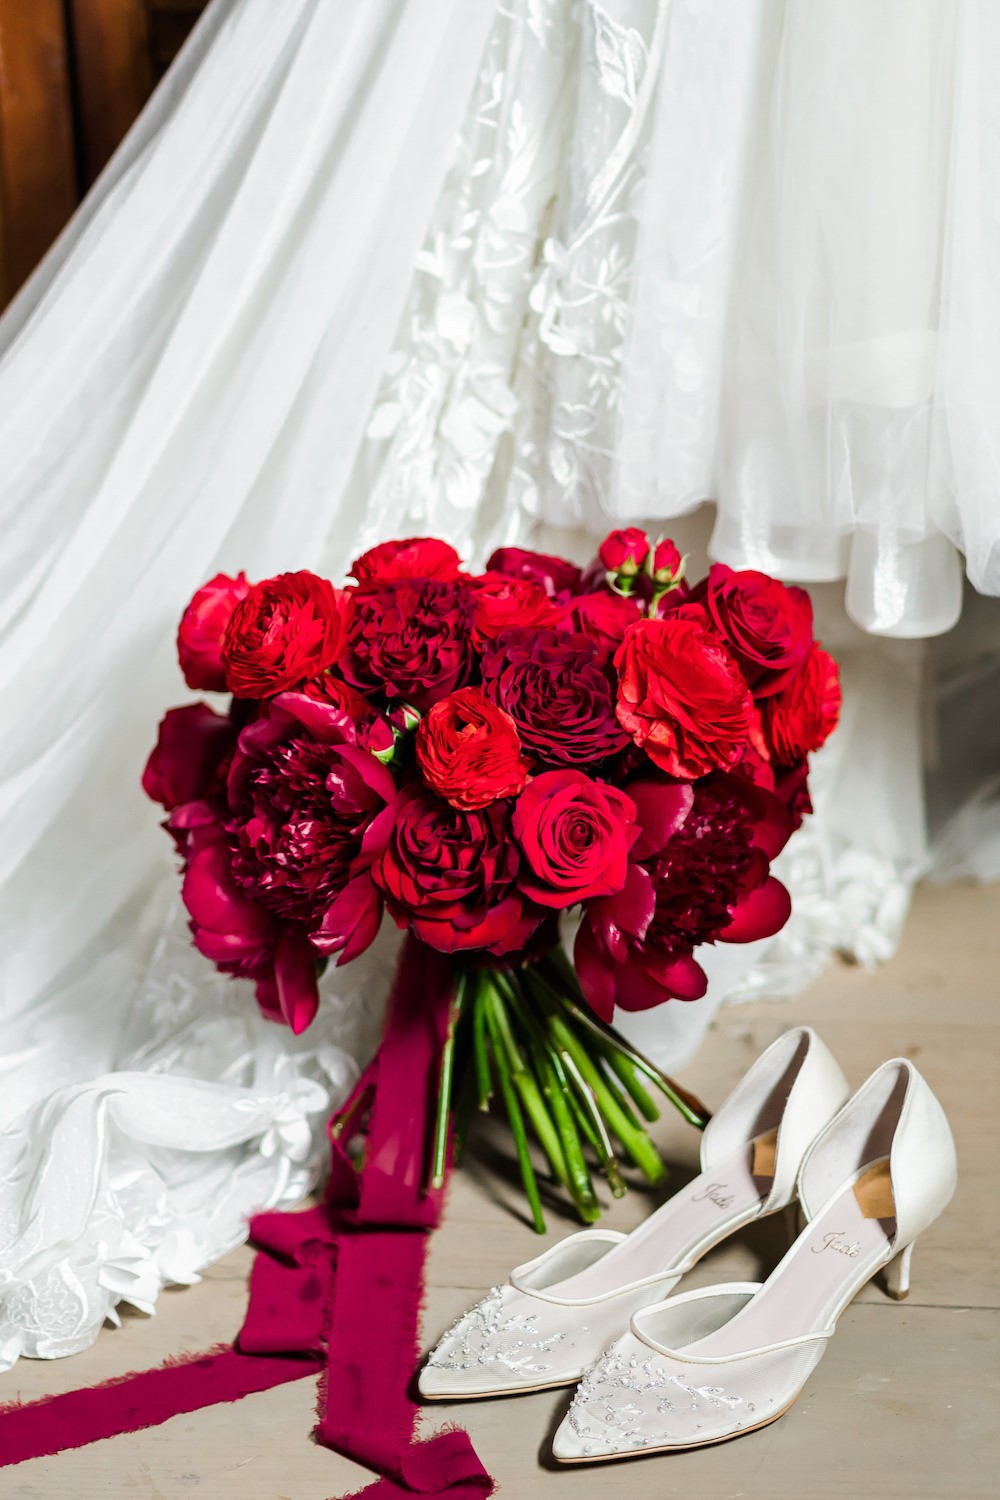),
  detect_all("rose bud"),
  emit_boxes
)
[652,538,683,584]
[598,527,650,577]
[177,572,251,691]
